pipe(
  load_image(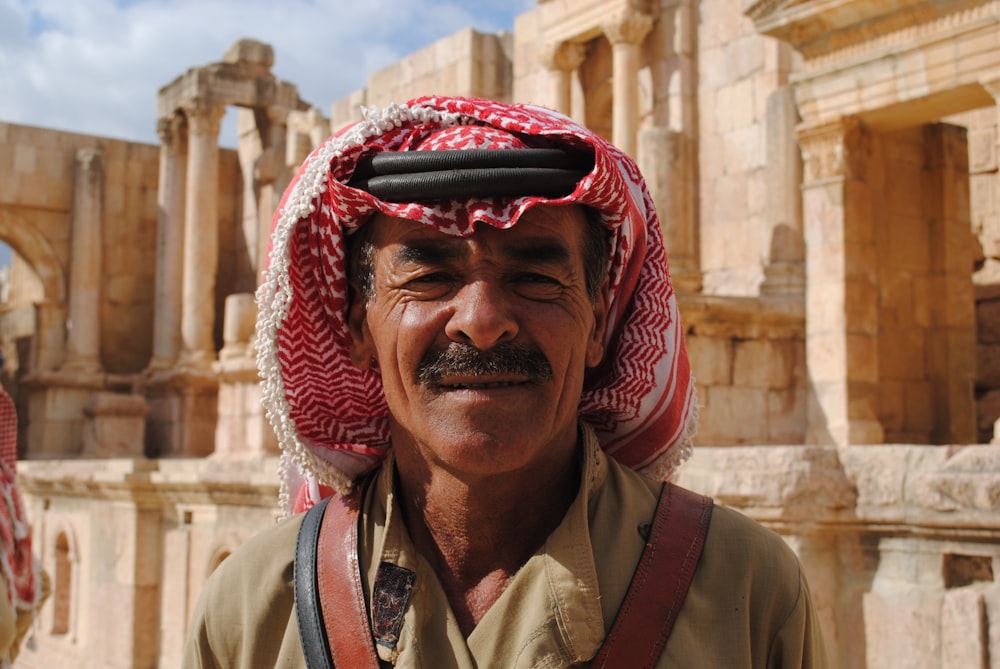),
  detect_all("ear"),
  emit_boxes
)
[347,285,377,371]
[585,278,611,368]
